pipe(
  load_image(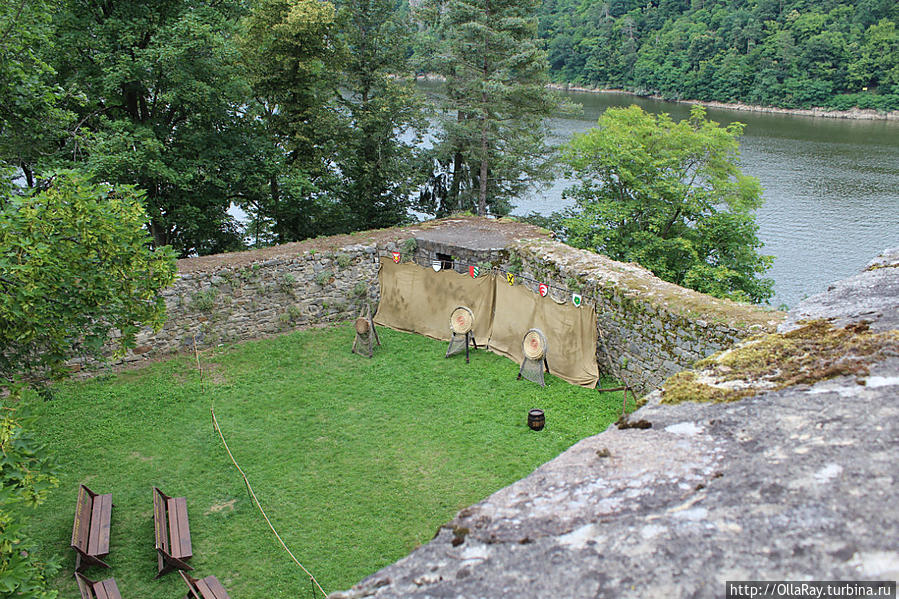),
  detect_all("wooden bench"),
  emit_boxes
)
[180,571,231,599]
[74,572,122,599]
[71,484,113,571]
[153,486,193,577]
